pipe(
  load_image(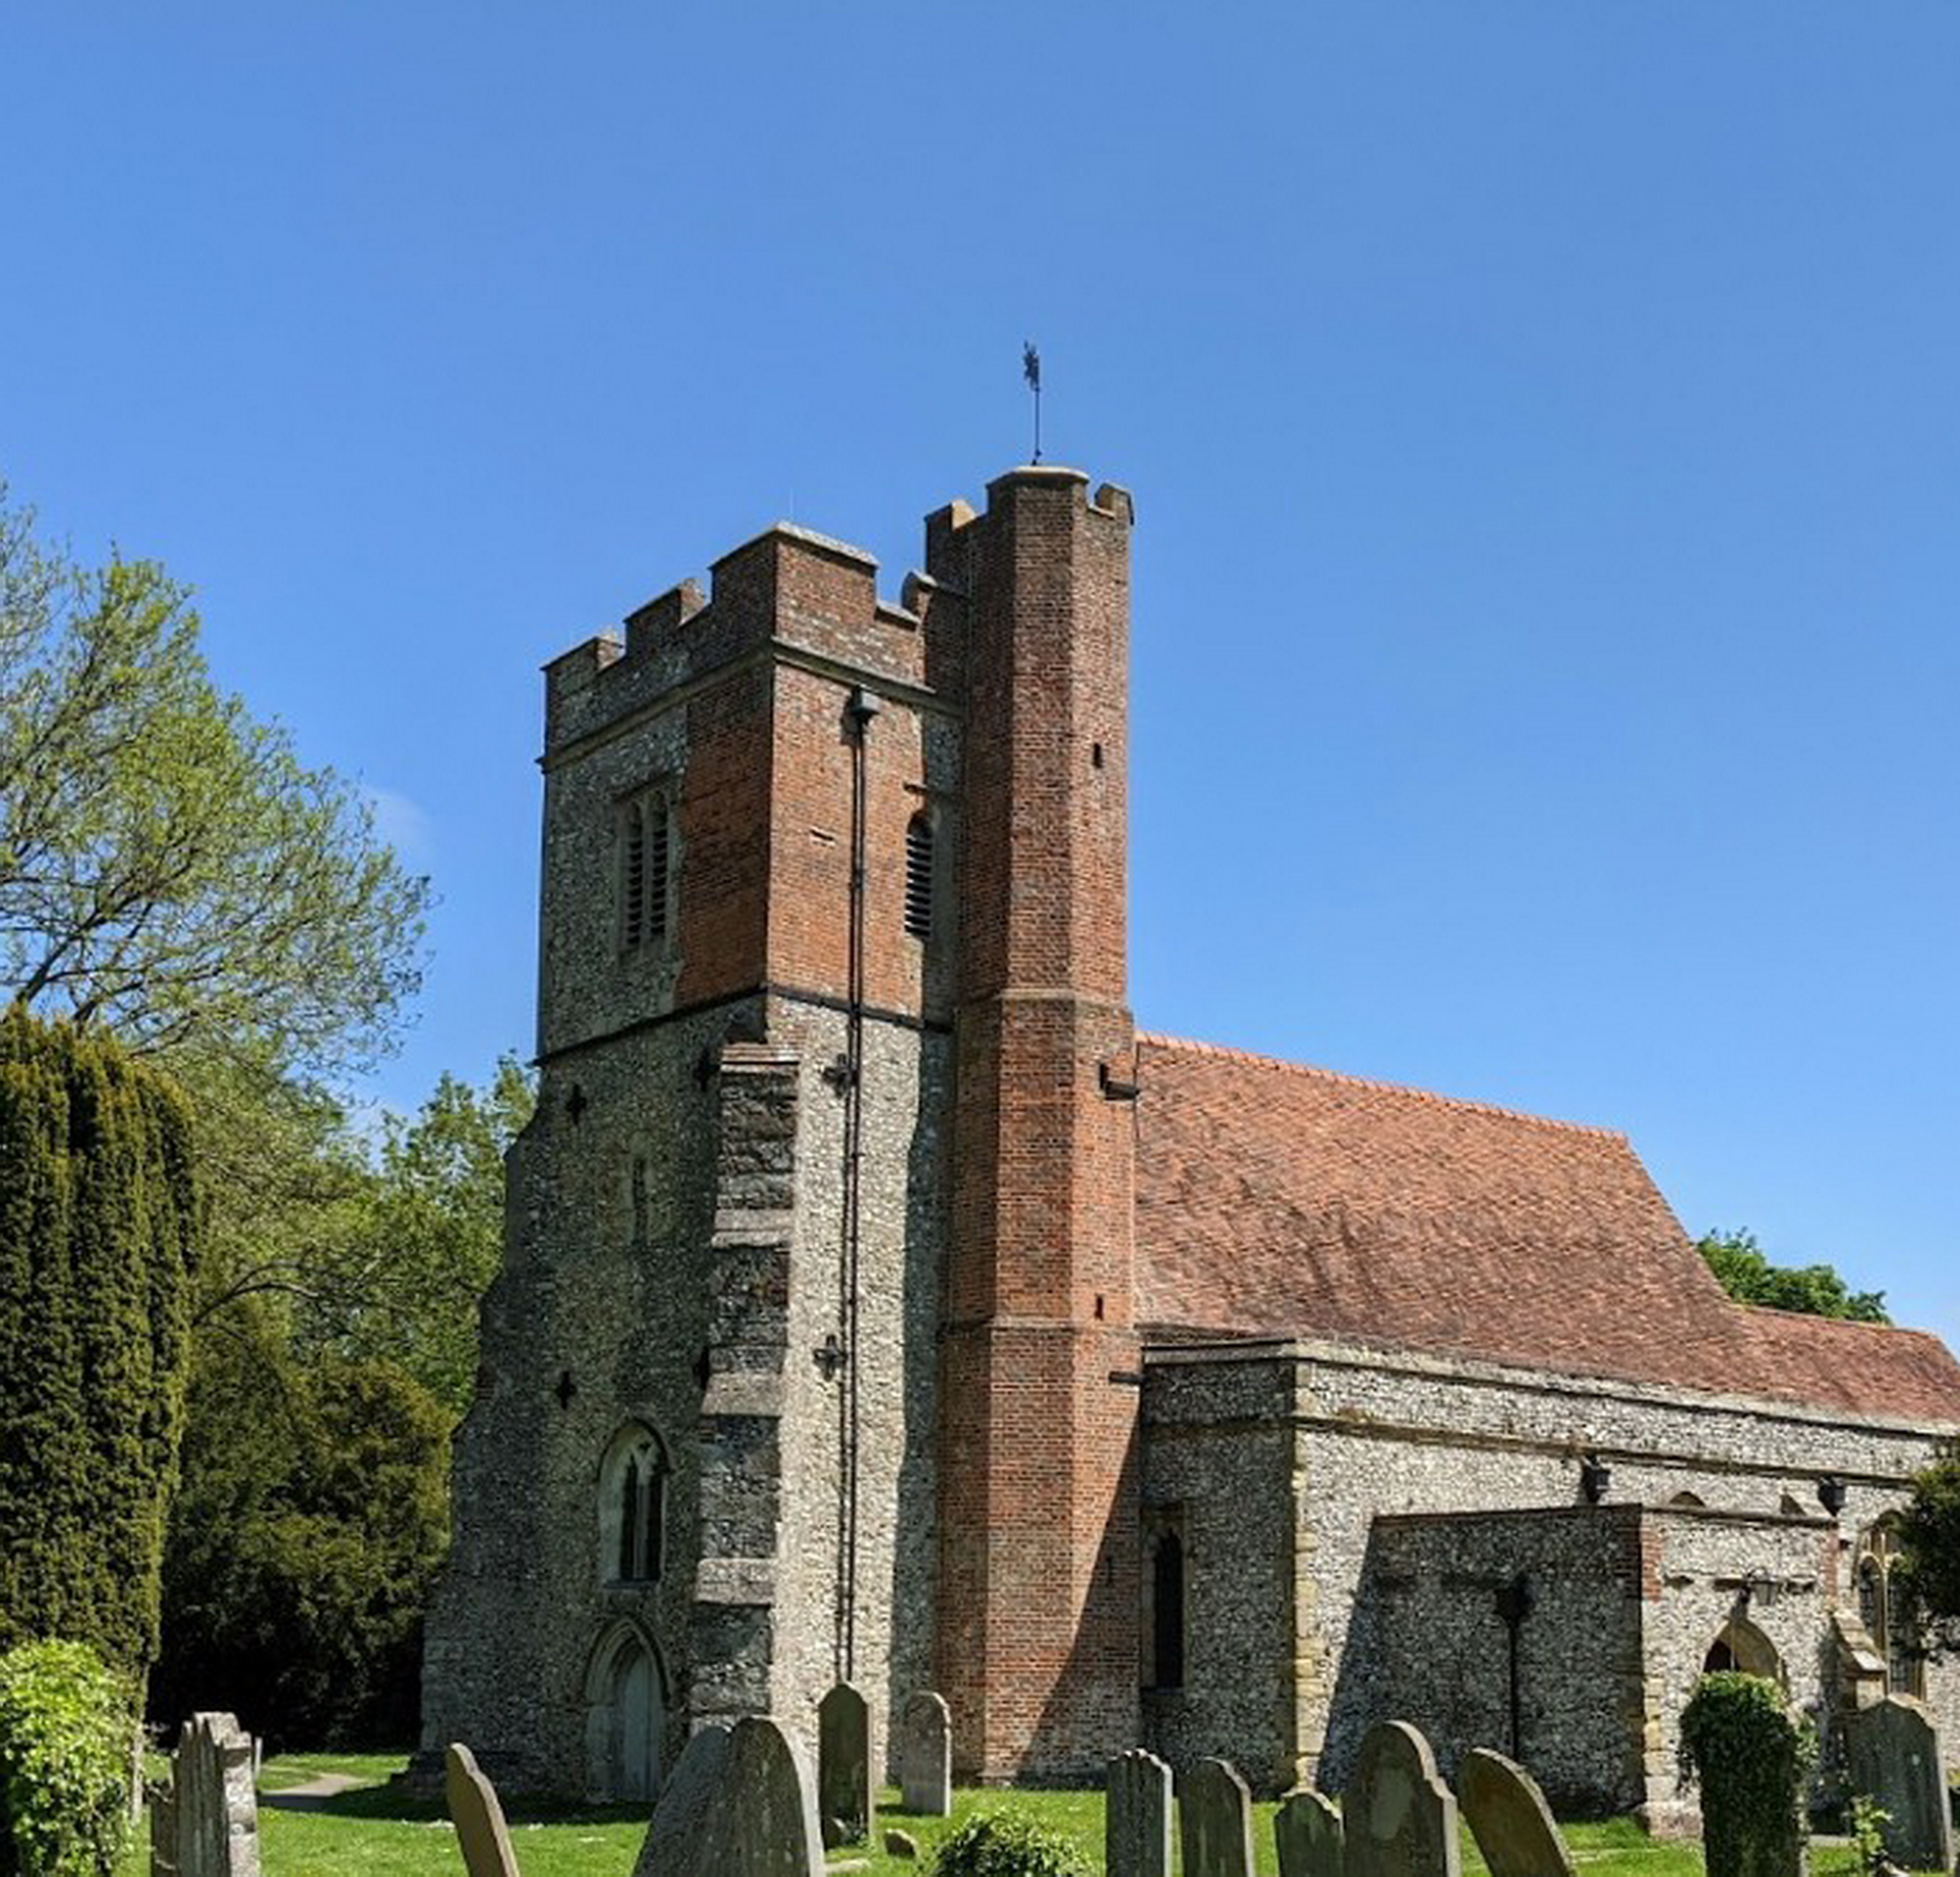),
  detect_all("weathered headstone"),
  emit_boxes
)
[696,1715,823,1877]
[817,1682,873,1847]
[445,1744,522,1877]
[631,1724,732,1877]
[1847,1696,1954,1873]
[1180,1758,1256,1877]
[152,1713,260,1877]
[1345,1722,1461,1877]
[1107,1749,1174,1877]
[1275,1787,1345,1877]
[883,1828,920,1859]
[897,1691,952,1817]
[1457,1749,1574,1877]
